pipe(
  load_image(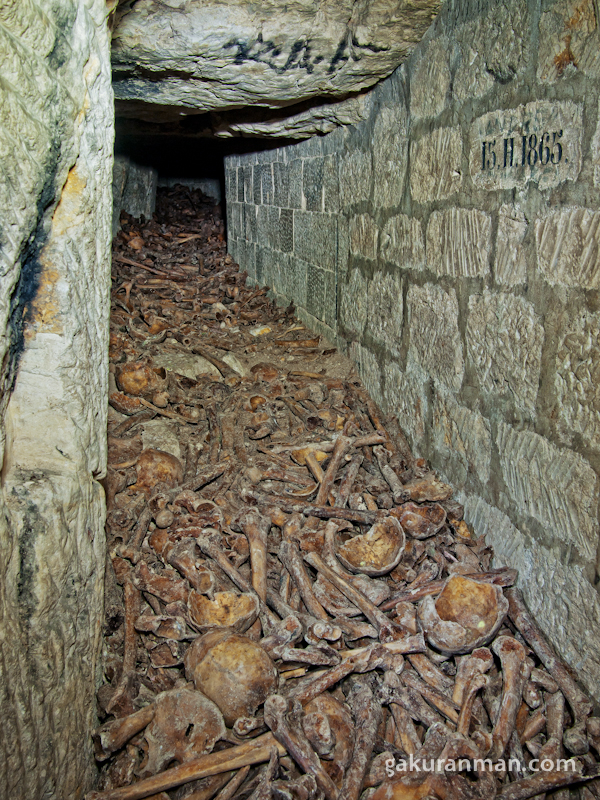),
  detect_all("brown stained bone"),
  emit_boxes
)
[507,588,593,725]
[391,502,447,540]
[212,766,251,800]
[339,680,381,800]
[246,746,279,800]
[279,540,329,621]
[457,672,488,737]
[197,536,278,634]
[94,705,155,761]
[408,653,454,693]
[140,688,226,777]
[335,452,364,508]
[107,576,141,718]
[452,647,494,706]
[184,630,279,726]
[264,695,338,800]
[314,434,352,506]
[490,636,532,761]
[418,574,508,655]
[239,509,270,603]
[401,671,460,725]
[304,551,404,641]
[304,693,355,784]
[188,590,259,633]
[335,516,405,577]
[86,732,286,800]
[102,195,600,800]
[496,766,600,800]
